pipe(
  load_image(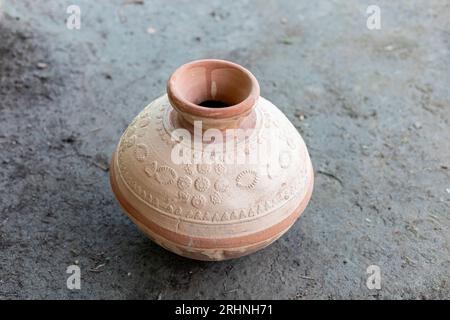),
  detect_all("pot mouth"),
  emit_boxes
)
[167,59,260,120]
